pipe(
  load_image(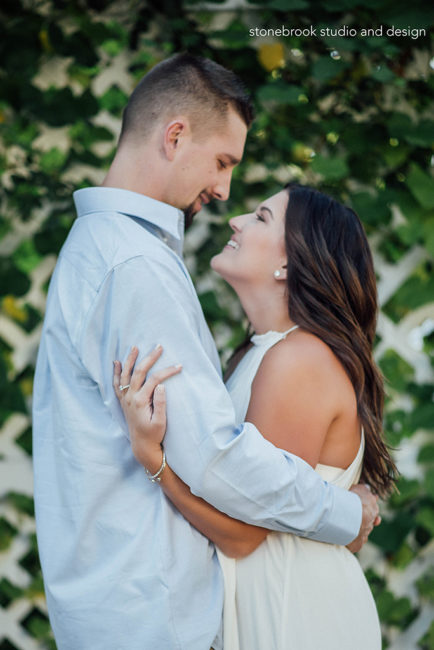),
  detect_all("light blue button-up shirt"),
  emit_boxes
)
[33,187,362,650]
